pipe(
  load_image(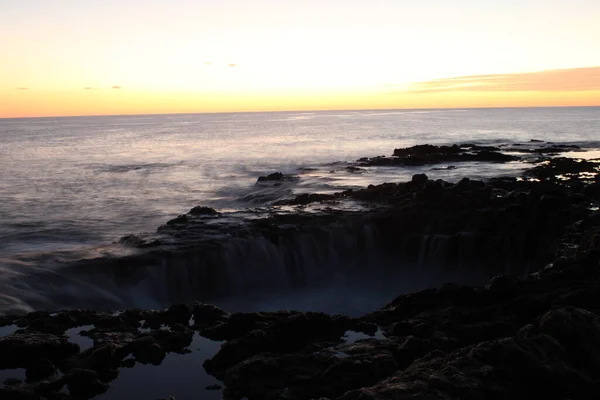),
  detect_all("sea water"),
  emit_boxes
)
[1,107,599,314]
